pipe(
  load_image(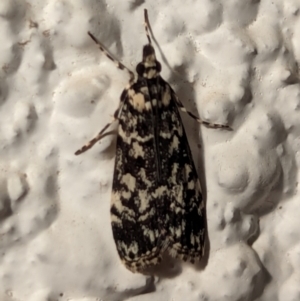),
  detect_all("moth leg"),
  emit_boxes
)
[87,32,135,84]
[173,93,232,130]
[75,98,124,155]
